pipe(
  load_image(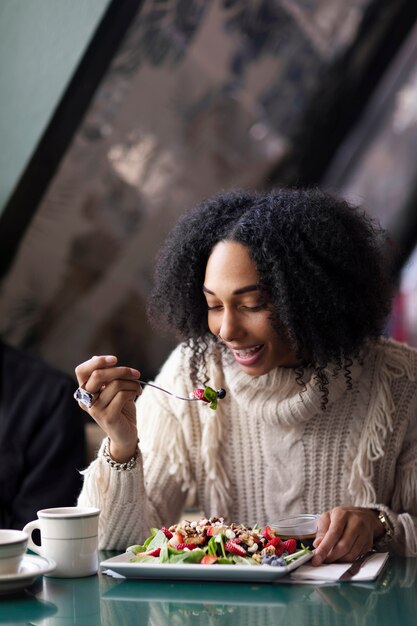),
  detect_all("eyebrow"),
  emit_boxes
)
[203,284,260,296]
